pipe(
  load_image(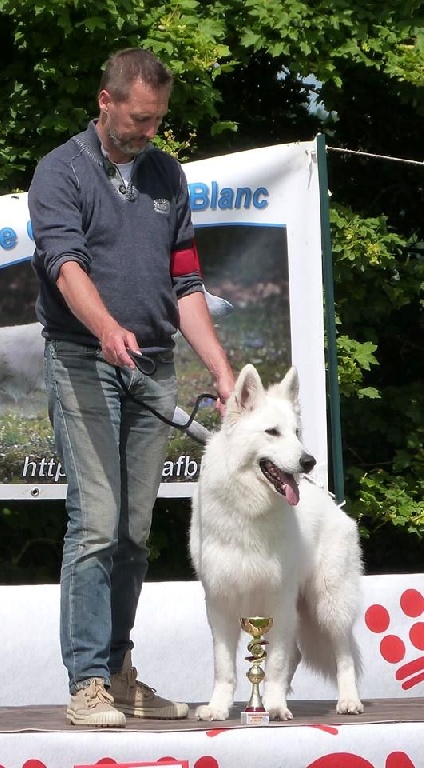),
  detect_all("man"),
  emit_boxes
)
[28,48,234,728]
